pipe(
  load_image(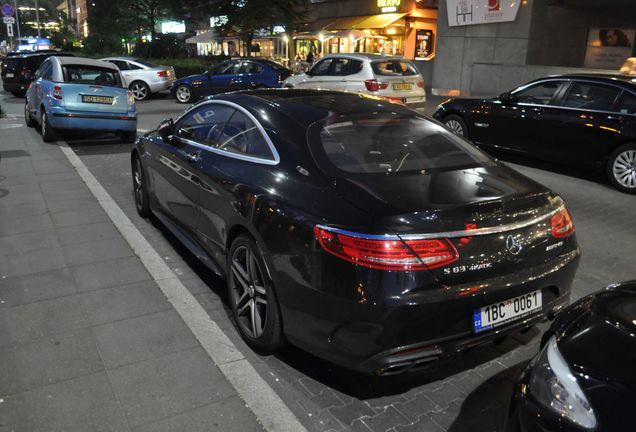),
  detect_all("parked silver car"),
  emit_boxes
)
[283,53,426,110]
[100,57,176,101]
